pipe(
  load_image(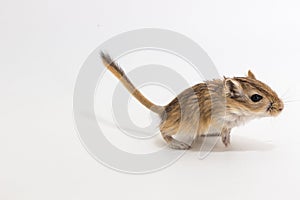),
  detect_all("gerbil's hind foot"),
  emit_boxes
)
[169,139,191,150]
[164,136,191,150]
